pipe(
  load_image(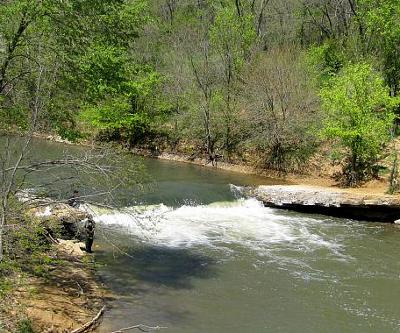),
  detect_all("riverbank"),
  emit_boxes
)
[0,202,107,333]
[1,242,106,333]
[12,244,104,332]
[35,132,397,197]
[131,147,395,197]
